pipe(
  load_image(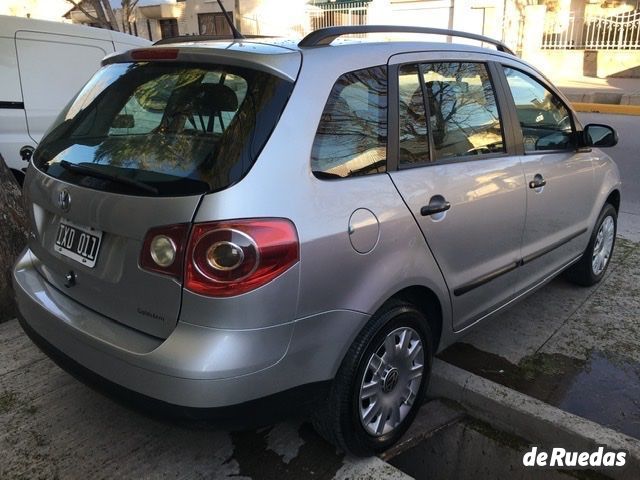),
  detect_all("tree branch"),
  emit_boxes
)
[67,0,100,23]
[101,0,121,32]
